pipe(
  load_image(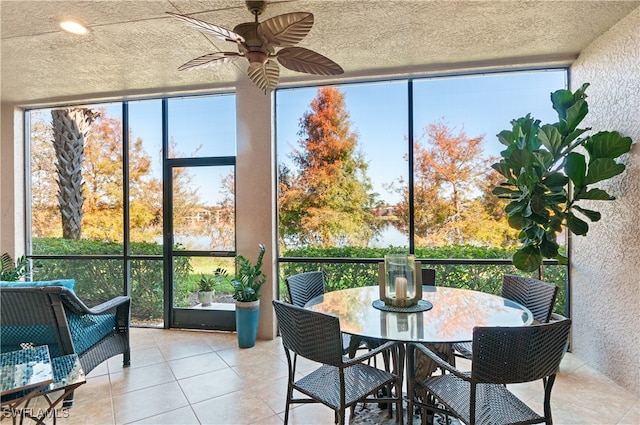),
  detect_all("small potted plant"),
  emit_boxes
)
[197,274,216,307]
[215,244,266,348]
